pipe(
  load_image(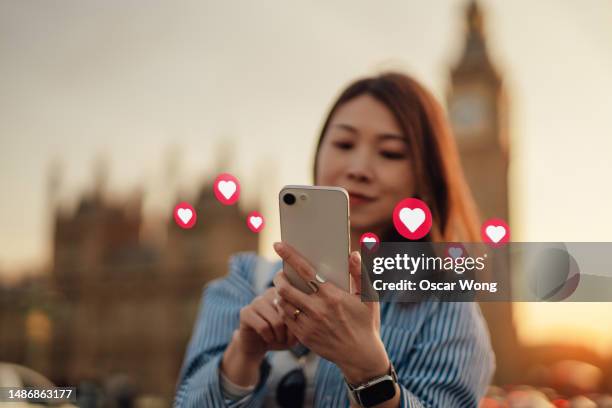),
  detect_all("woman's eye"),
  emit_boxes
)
[380,151,406,160]
[333,141,353,150]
